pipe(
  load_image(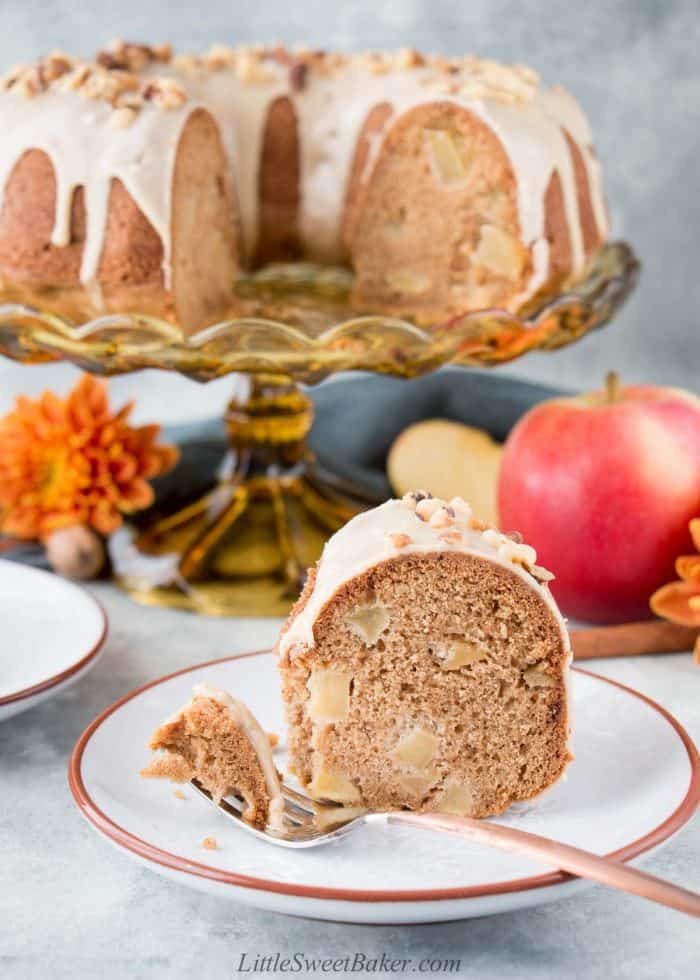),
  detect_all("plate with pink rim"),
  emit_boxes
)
[69,650,699,924]
[0,559,107,721]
